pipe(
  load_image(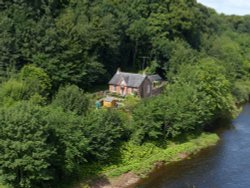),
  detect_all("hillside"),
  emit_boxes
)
[0,1,250,188]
